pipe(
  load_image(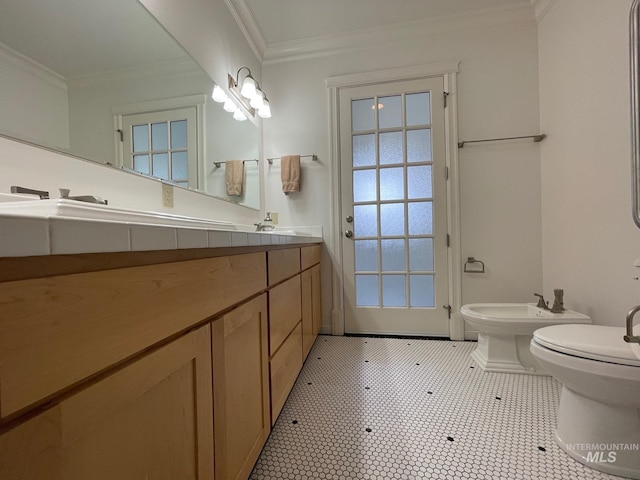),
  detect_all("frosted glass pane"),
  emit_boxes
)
[171,120,187,149]
[407,129,431,162]
[408,202,433,235]
[407,166,432,199]
[409,238,434,271]
[354,204,378,237]
[356,275,379,307]
[151,122,168,150]
[353,169,377,202]
[382,275,406,307]
[381,239,405,272]
[410,275,434,307]
[378,95,402,129]
[353,134,376,167]
[355,240,378,272]
[380,132,403,165]
[406,92,431,126]
[172,152,188,180]
[133,154,149,175]
[152,153,168,180]
[380,203,404,236]
[132,125,148,152]
[380,167,404,201]
[352,98,375,132]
